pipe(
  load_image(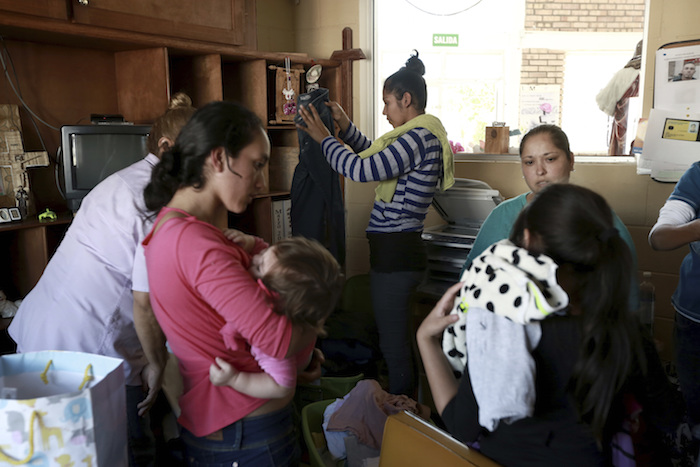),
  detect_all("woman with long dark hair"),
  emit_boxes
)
[418,184,680,465]
[142,101,319,465]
